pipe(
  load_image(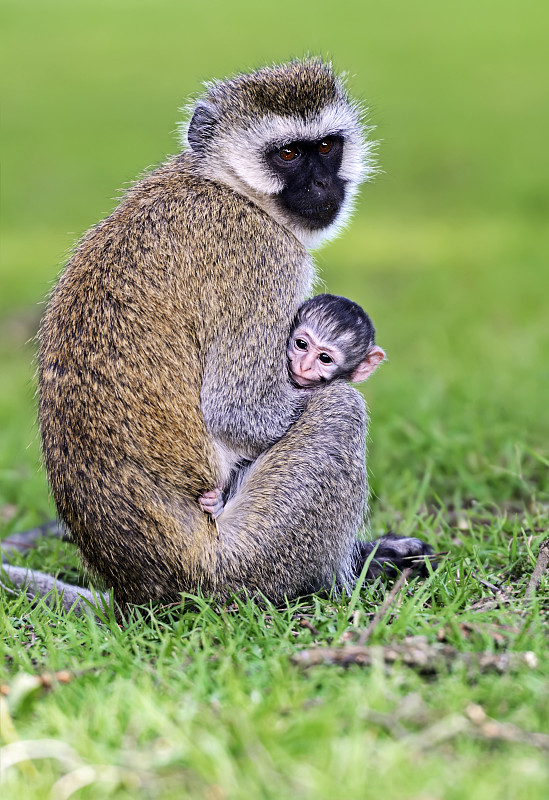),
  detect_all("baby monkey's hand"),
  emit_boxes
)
[198,487,225,519]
